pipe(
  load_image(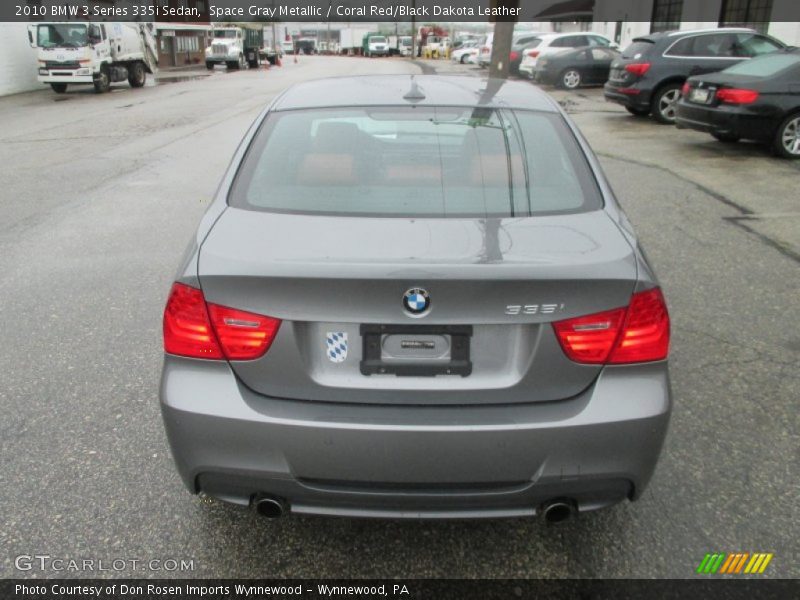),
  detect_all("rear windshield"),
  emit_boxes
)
[722,52,800,76]
[622,40,654,59]
[229,107,602,218]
